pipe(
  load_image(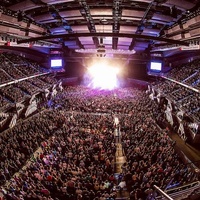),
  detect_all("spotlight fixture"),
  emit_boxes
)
[76,36,135,56]
[100,18,108,25]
